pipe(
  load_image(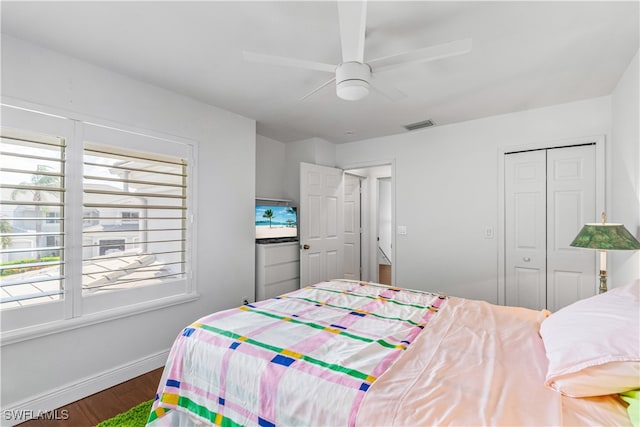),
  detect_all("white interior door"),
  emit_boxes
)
[505,145,597,310]
[505,151,547,309]
[546,145,596,311]
[299,162,344,286]
[343,174,361,280]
